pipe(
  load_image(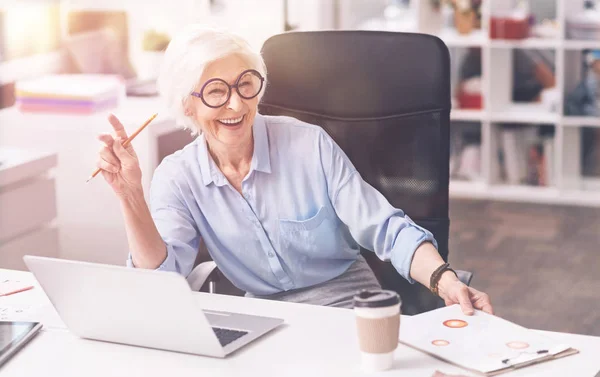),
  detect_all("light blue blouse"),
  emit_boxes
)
[127,114,437,295]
